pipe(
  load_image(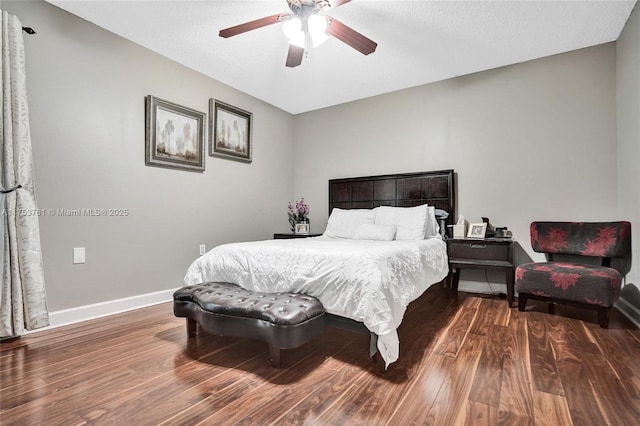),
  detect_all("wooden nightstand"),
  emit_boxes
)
[273,233,322,239]
[447,238,515,307]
